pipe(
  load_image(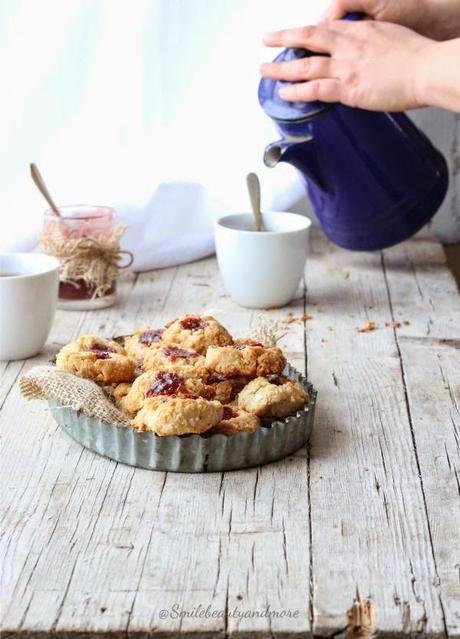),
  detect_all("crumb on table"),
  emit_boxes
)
[282,313,313,325]
[385,320,411,329]
[357,321,378,333]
